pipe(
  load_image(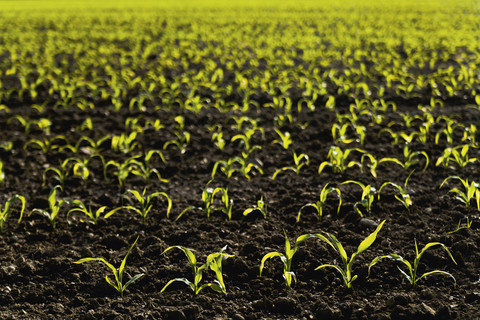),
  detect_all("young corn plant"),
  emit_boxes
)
[272,129,292,150]
[318,146,365,175]
[260,232,334,288]
[378,170,415,211]
[272,151,309,180]
[121,187,172,222]
[111,132,140,154]
[439,176,480,210]
[176,180,232,221]
[0,161,4,185]
[341,180,376,217]
[163,131,190,154]
[0,195,26,232]
[24,135,70,153]
[242,195,267,219]
[42,159,74,187]
[75,236,144,297]
[29,185,65,229]
[297,183,341,222]
[368,239,457,288]
[161,245,233,295]
[67,200,125,225]
[316,220,385,289]
[379,144,429,172]
[332,123,367,145]
[448,217,473,234]
[436,145,477,170]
